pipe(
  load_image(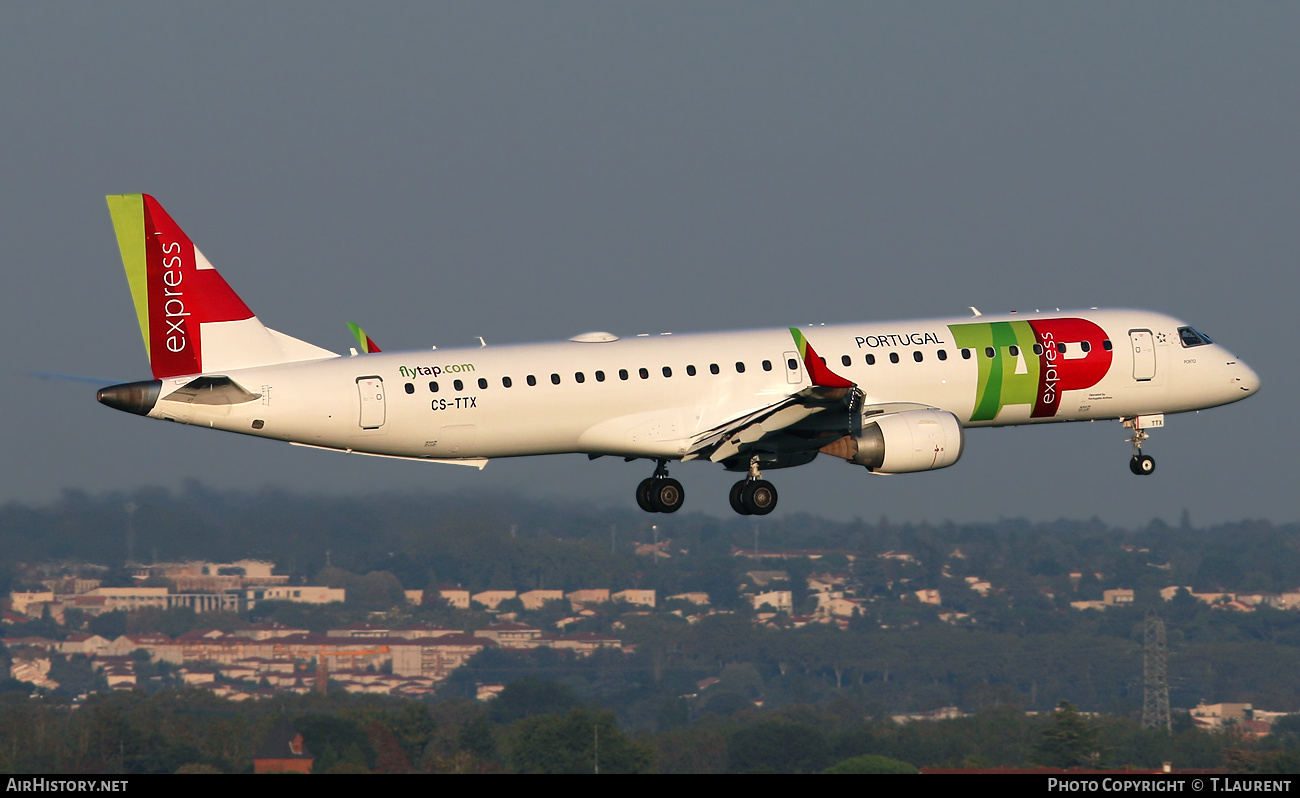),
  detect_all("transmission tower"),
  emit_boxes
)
[1143,610,1171,732]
